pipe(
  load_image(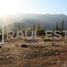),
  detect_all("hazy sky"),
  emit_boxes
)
[19,0,67,14]
[0,0,67,16]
